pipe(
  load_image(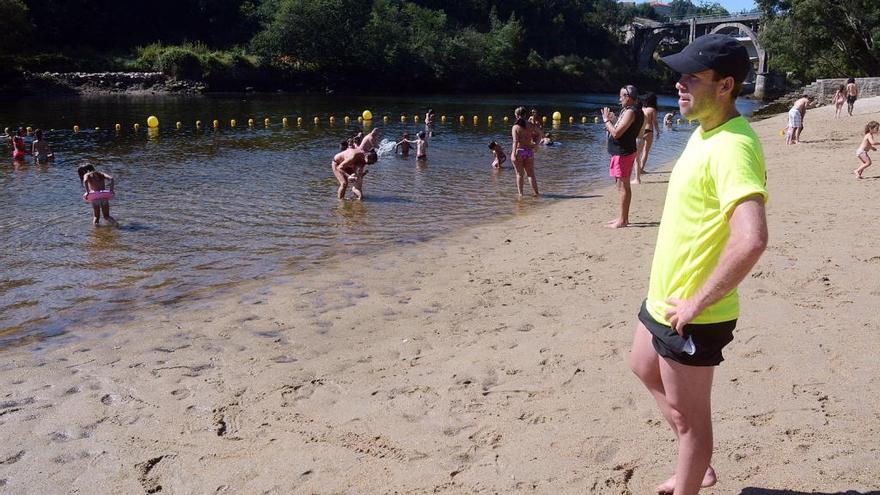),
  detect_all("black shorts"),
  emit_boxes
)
[847,95,857,104]
[638,300,736,367]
